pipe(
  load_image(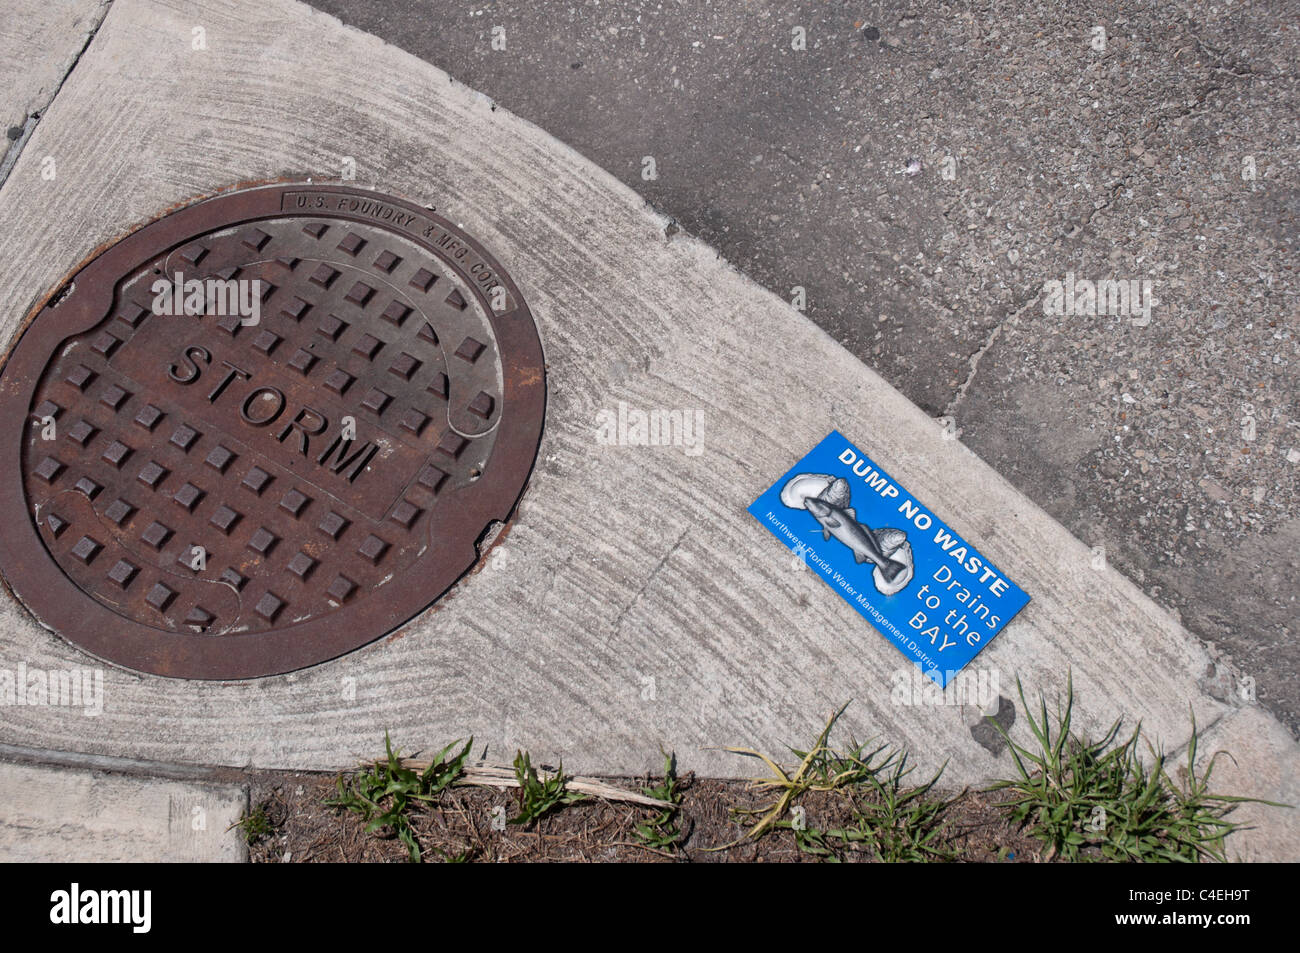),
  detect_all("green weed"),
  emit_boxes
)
[508,749,585,826]
[325,731,472,862]
[987,674,1284,862]
[634,751,684,851]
